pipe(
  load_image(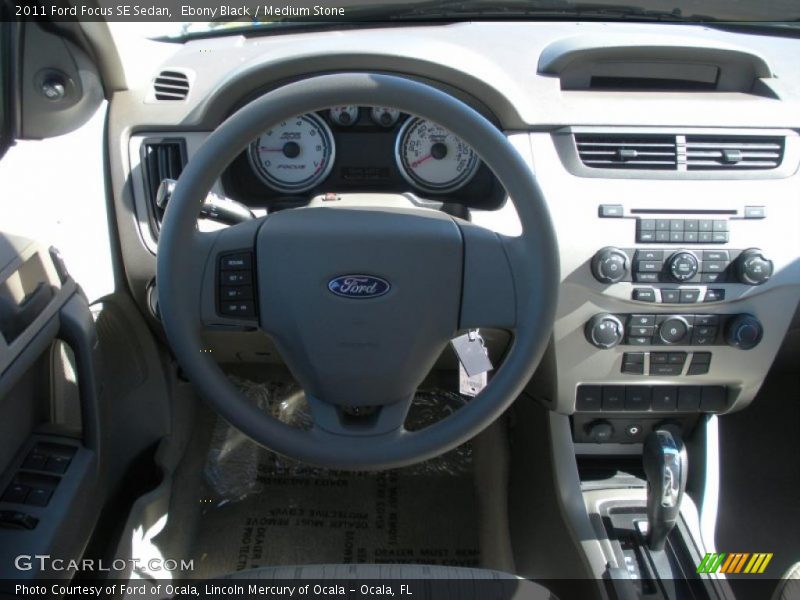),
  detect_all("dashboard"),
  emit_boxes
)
[222,105,504,209]
[110,21,800,449]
